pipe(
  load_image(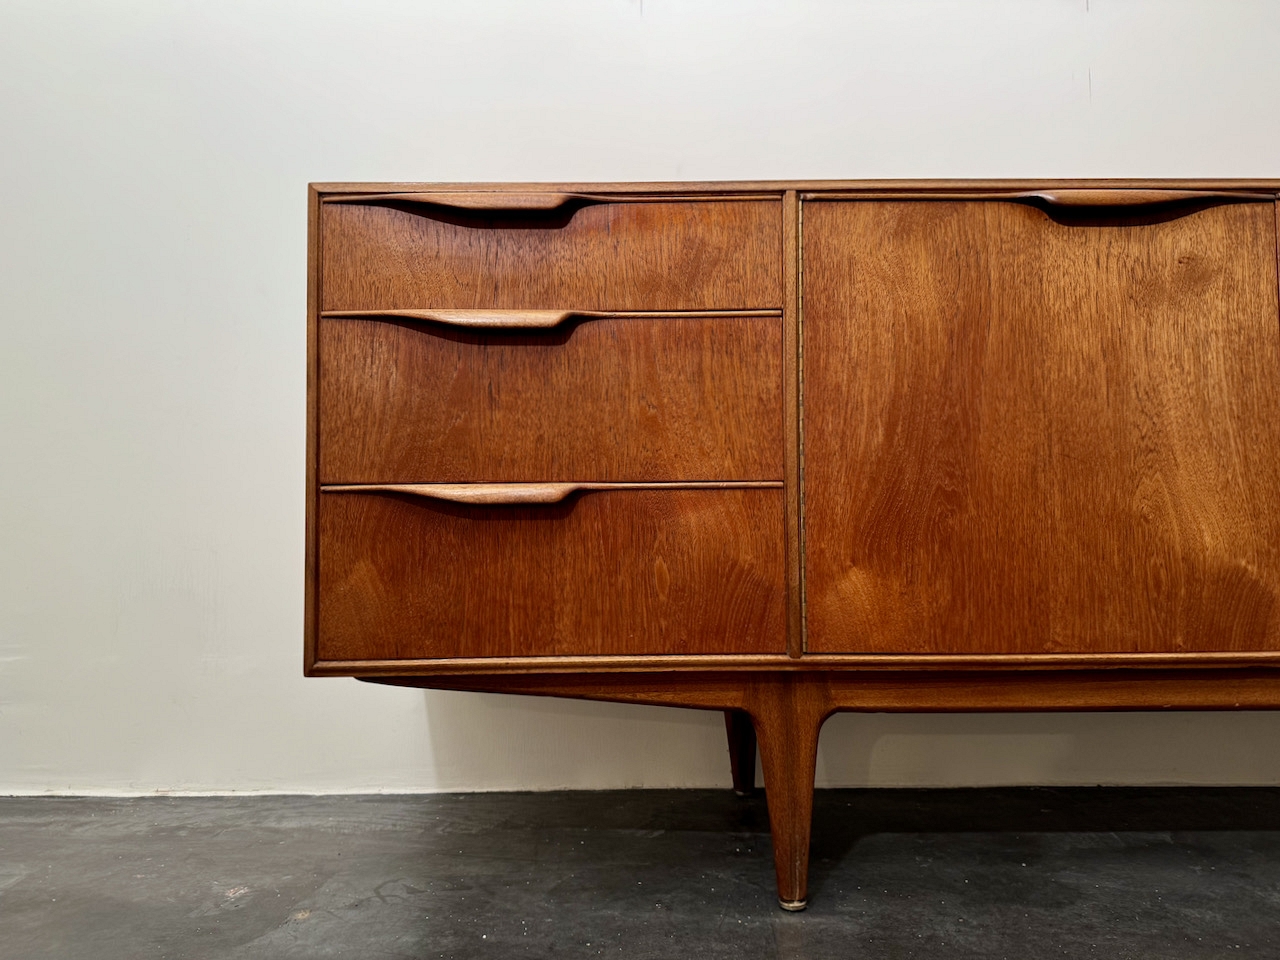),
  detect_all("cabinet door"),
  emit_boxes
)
[803,198,1280,654]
